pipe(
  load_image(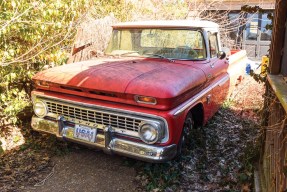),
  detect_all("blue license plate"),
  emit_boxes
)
[74,124,97,142]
